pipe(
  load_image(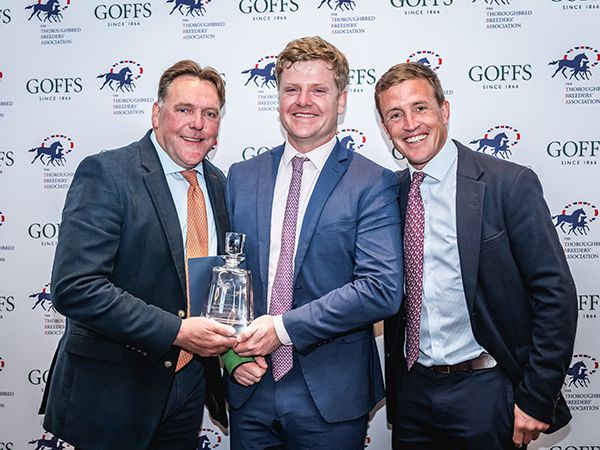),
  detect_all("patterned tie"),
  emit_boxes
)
[269,155,308,381]
[176,169,209,371]
[404,171,426,370]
